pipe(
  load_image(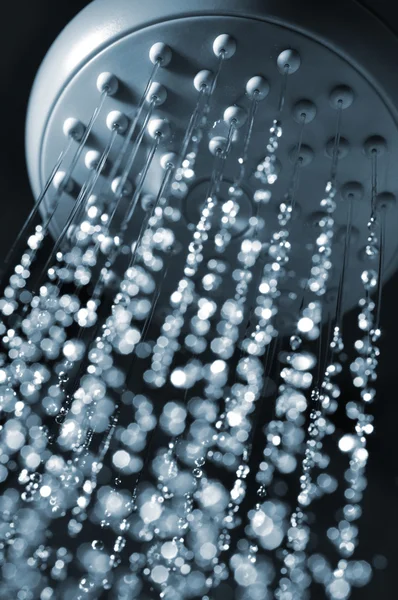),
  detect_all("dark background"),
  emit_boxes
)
[0,1,397,598]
